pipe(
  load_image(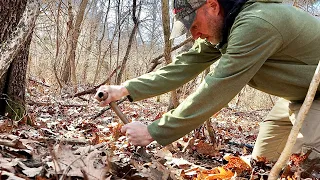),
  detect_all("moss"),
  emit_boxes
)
[5,100,26,122]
